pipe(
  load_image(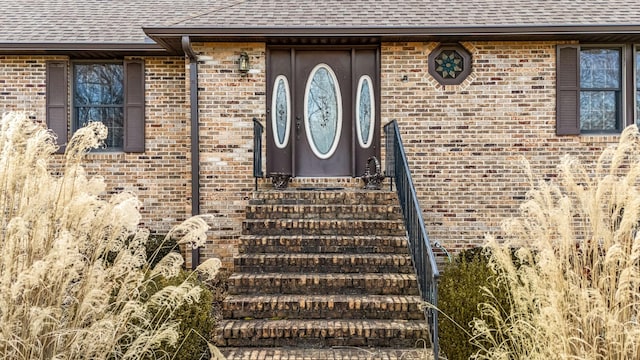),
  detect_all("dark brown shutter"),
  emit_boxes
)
[556,45,580,135]
[124,59,145,152]
[46,61,68,153]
